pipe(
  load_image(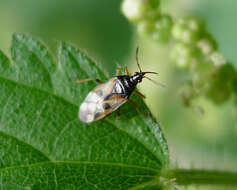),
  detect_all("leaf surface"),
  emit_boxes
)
[0,34,169,189]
